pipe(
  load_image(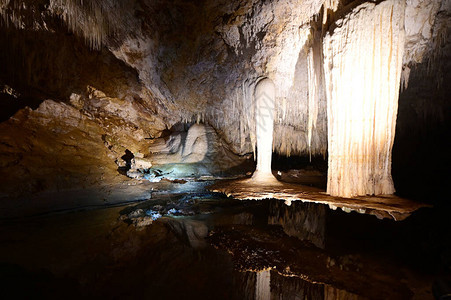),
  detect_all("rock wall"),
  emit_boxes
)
[393,0,451,200]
